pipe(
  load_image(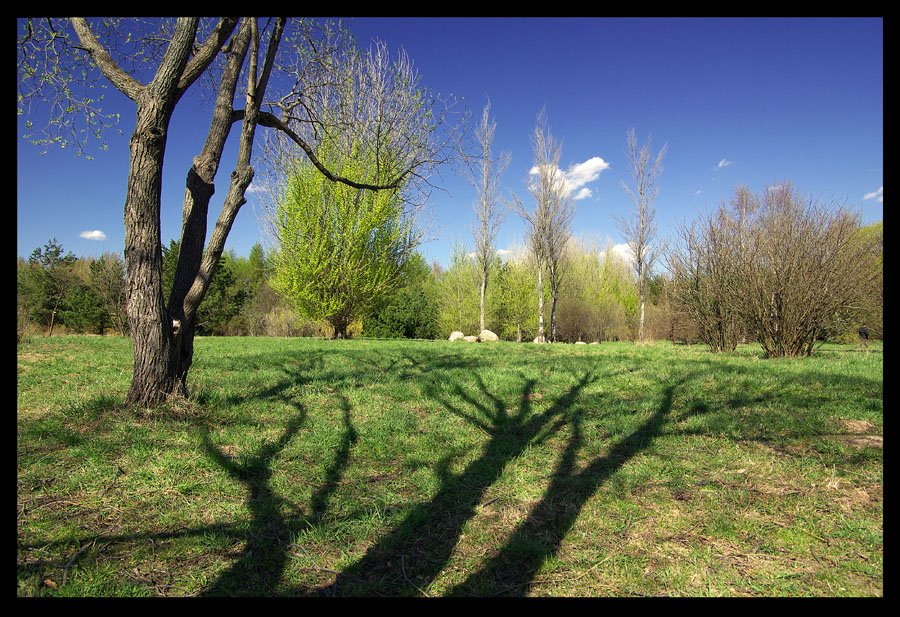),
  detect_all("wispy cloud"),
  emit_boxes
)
[716,158,734,169]
[864,186,883,203]
[529,156,610,200]
[80,230,106,241]
[573,187,593,200]
[245,182,271,196]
